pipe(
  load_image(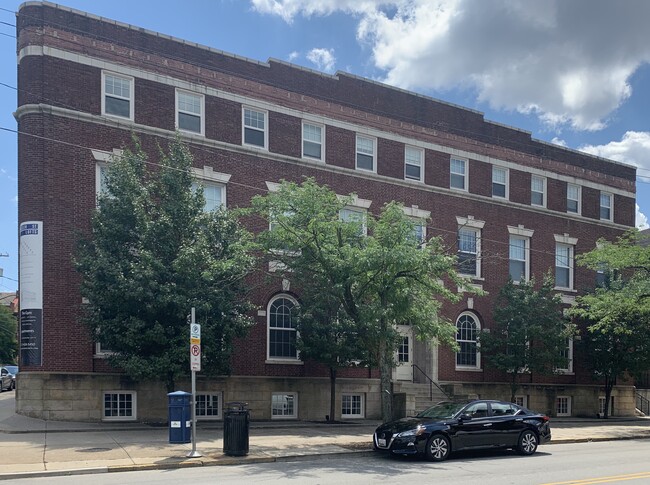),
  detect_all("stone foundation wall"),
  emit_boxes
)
[16,373,381,422]
[446,381,636,417]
